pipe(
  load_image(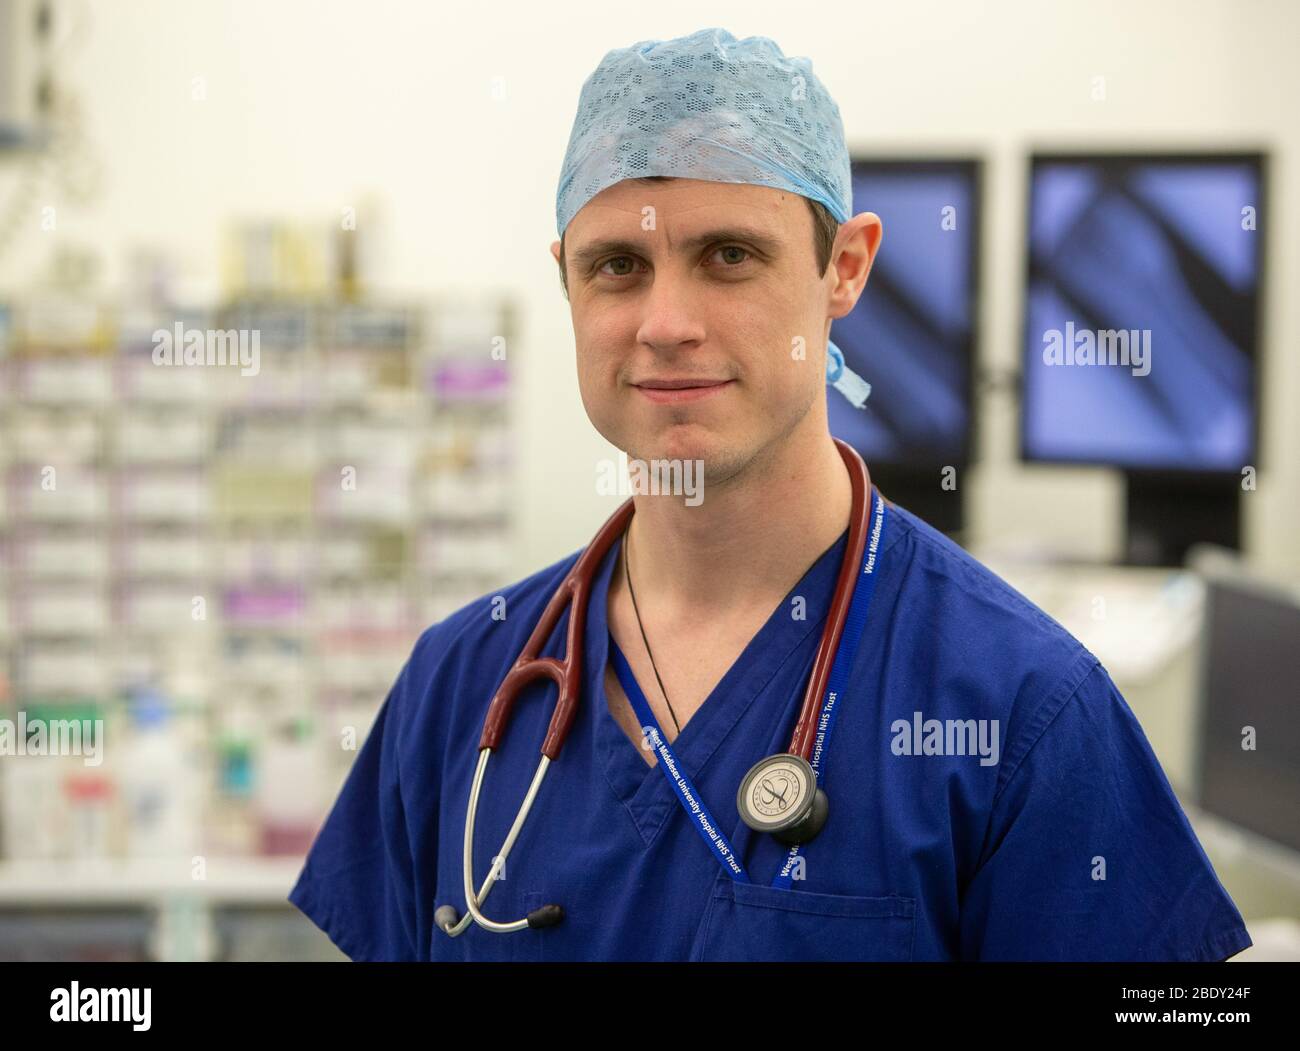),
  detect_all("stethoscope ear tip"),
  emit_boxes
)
[435,904,461,933]
[526,904,565,929]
